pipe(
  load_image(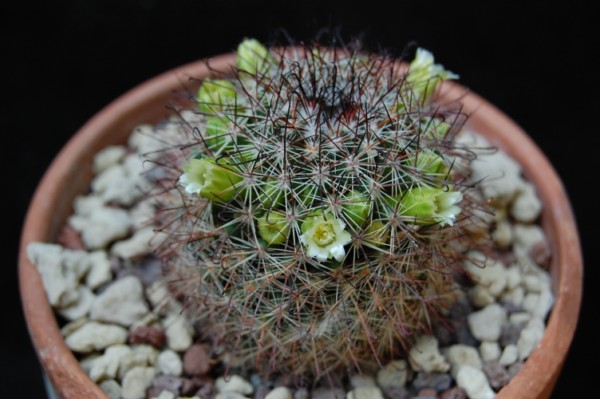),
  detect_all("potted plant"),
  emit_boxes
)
[19,39,582,399]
